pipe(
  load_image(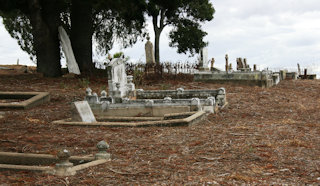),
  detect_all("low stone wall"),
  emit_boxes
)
[0,92,50,109]
[194,71,274,88]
